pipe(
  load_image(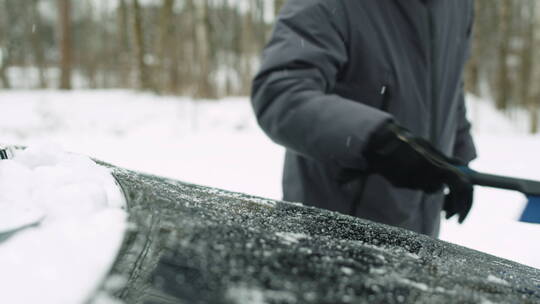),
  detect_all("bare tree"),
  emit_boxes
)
[465,0,483,96]
[29,0,47,88]
[193,0,215,98]
[79,0,98,88]
[495,0,512,110]
[239,2,255,95]
[0,0,288,97]
[275,0,285,16]
[0,50,10,89]
[158,0,177,93]
[0,0,13,89]
[58,0,72,90]
[99,0,113,89]
[530,2,540,133]
[520,0,535,109]
[132,0,152,90]
[116,0,132,88]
